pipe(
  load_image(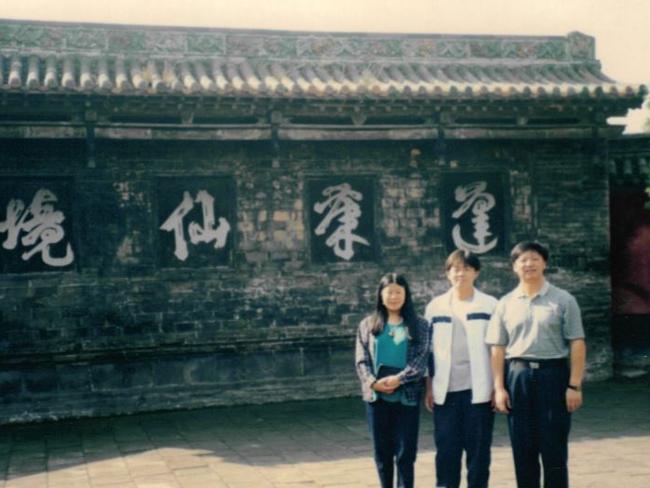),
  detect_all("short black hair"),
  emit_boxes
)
[510,241,549,264]
[445,249,481,272]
